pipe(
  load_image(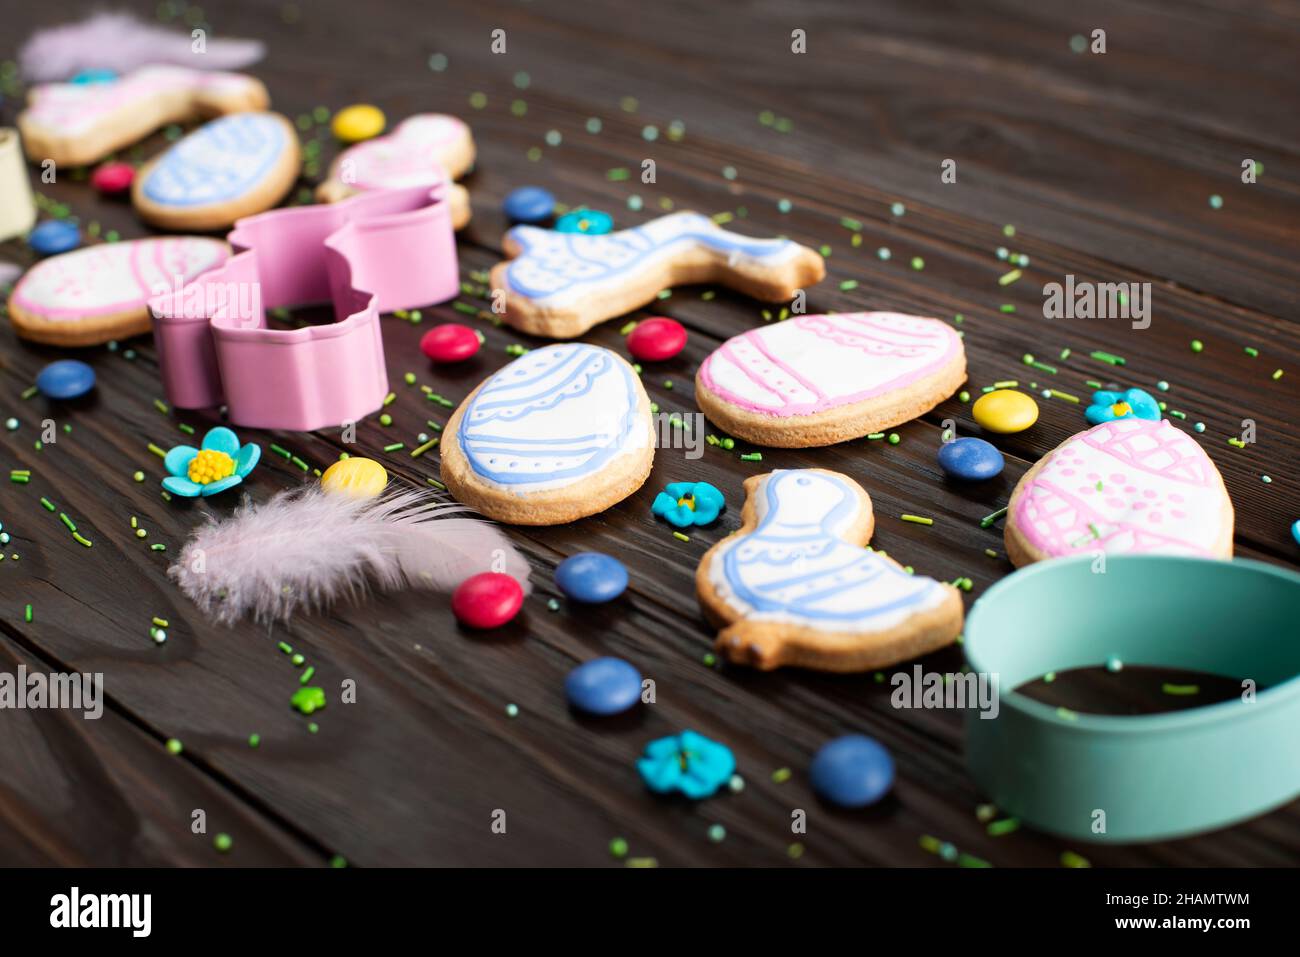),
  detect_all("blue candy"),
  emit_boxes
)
[809,735,895,808]
[503,186,556,224]
[35,360,96,400]
[556,552,628,603]
[28,220,81,255]
[71,69,118,84]
[937,436,1004,481]
[565,657,642,715]
[1292,519,1300,548]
